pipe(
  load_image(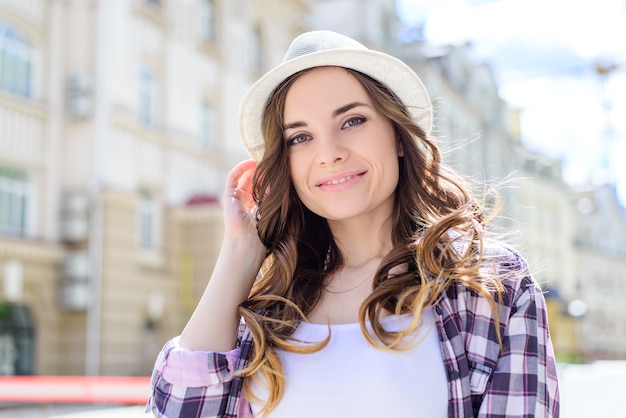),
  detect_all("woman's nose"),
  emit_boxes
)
[316,133,348,165]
